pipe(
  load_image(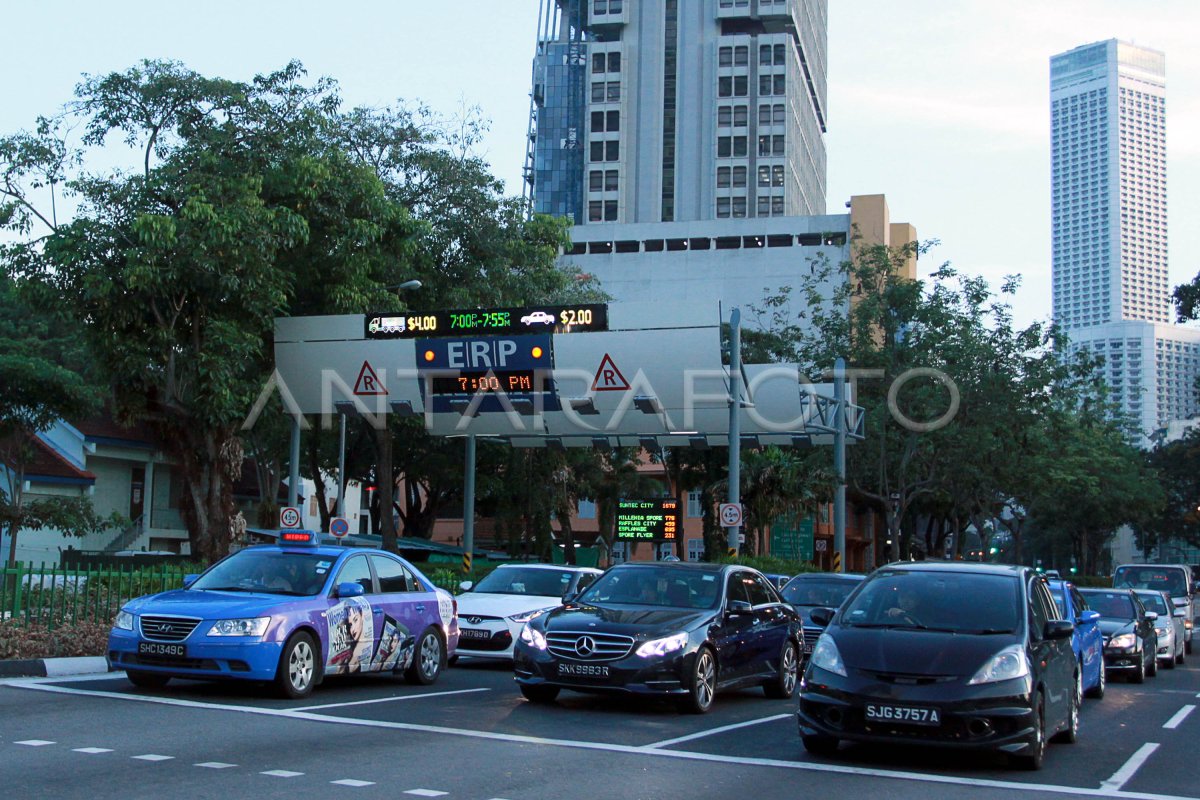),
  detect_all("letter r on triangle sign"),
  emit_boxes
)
[592,353,630,391]
[354,361,388,396]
